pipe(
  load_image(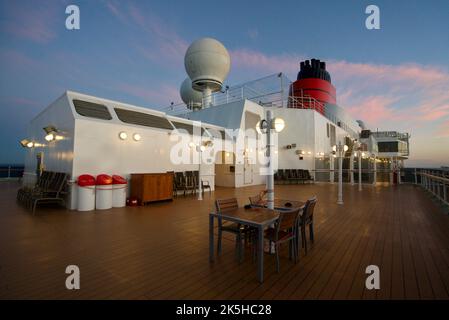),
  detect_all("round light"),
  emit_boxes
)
[332,145,337,152]
[307,151,312,155]
[362,152,366,157]
[301,150,305,155]
[333,154,337,158]
[200,145,206,152]
[189,142,196,148]
[133,133,141,141]
[273,118,285,133]
[255,121,262,135]
[343,145,349,152]
[45,133,55,141]
[226,152,230,157]
[119,131,128,140]
[26,141,34,148]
